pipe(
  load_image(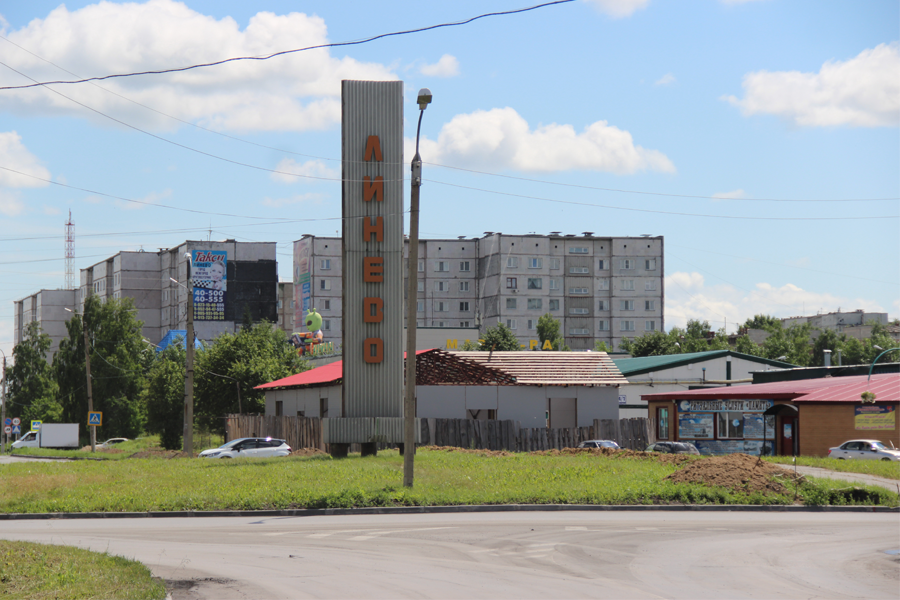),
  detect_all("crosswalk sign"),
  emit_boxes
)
[88,412,102,426]
[31,420,41,431]
[12,425,21,435]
